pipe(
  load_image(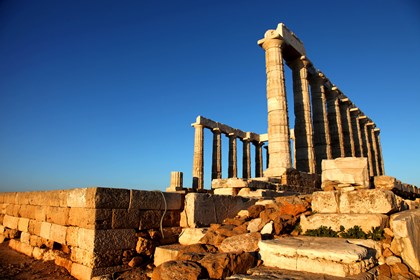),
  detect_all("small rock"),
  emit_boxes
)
[247,205,265,219]
[219,232,261,253]
[260,221,273,235]
[151,260,205,280]
[377,264,392,278]
[199,252,256,279]
[383,248,394,258]
[385,256,401,266]
[247,218,262,233]
[136,237,155,256]
[128,256,143,267]
[391,262,410,276]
